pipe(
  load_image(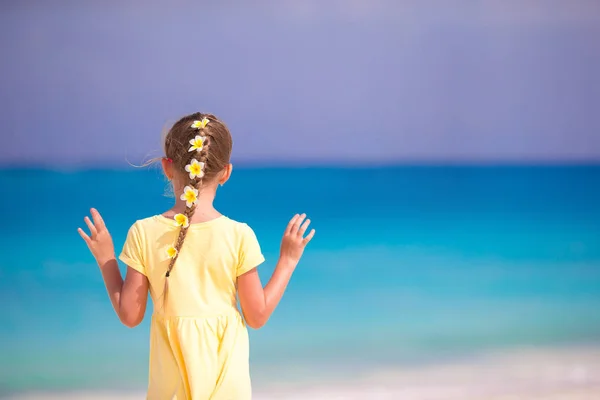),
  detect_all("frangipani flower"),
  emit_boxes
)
[188,135,207,152]
[166,246,178,259]
[180,185,199,207]
[174,213,189,228]
[185,158,205,180]
[191,118,210,129]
